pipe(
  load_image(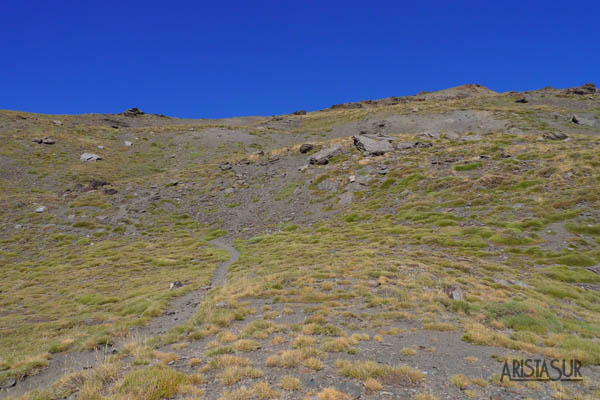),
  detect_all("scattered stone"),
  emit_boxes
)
[515,95,528,103]
[169,281,183,289]
[292,110,307,115]
[268,155,280,163]
[571,115,580,124]
[316,179,339,191]
[416,132,441,140]
[103,188,118,195]
[219,162,232,170]
[565,83,597,95]
[543,132,568,141]
[215,301,229,309]
[443,285,464,301]
[124,141,133,147]
[461,134,483,142]
[394,141,416,150]
[35,206,47,213]
[121,107,145,117]
[253,150,264,156]
[299,143,314,153]
[338,191,354,206]
[356,175,374,186]
[349,175,356,183]
[167,180,179,187]
[298,165,309,172]
[224,188,235,195]
[98,145,104,149]
[32,137,55,145]
[352,135,393,156]
[413,141,433,148]
[0,378,17,389]
[375,167,388,175]
[51,120,63,126]
[14,224,22,229]
[335,381,361,399]
[80,153,102,162]
[309,144,342,165]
